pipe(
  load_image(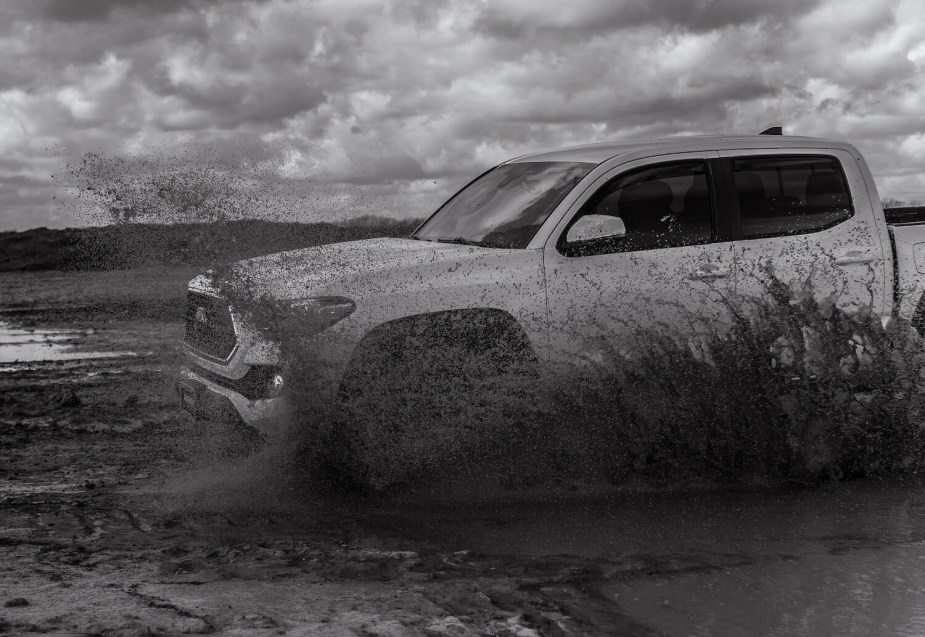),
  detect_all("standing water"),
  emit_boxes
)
[382,477,925,636]
[0,322,138,367]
